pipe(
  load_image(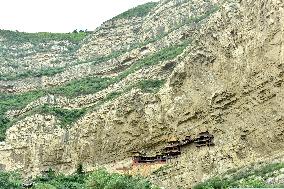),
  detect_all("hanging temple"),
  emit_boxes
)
[132,131,214,164]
